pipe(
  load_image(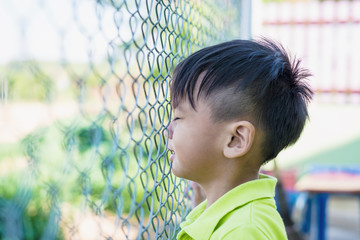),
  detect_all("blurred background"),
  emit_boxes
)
[0,0,241,239]
[0,0,359,239]
[256,1,360,240]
